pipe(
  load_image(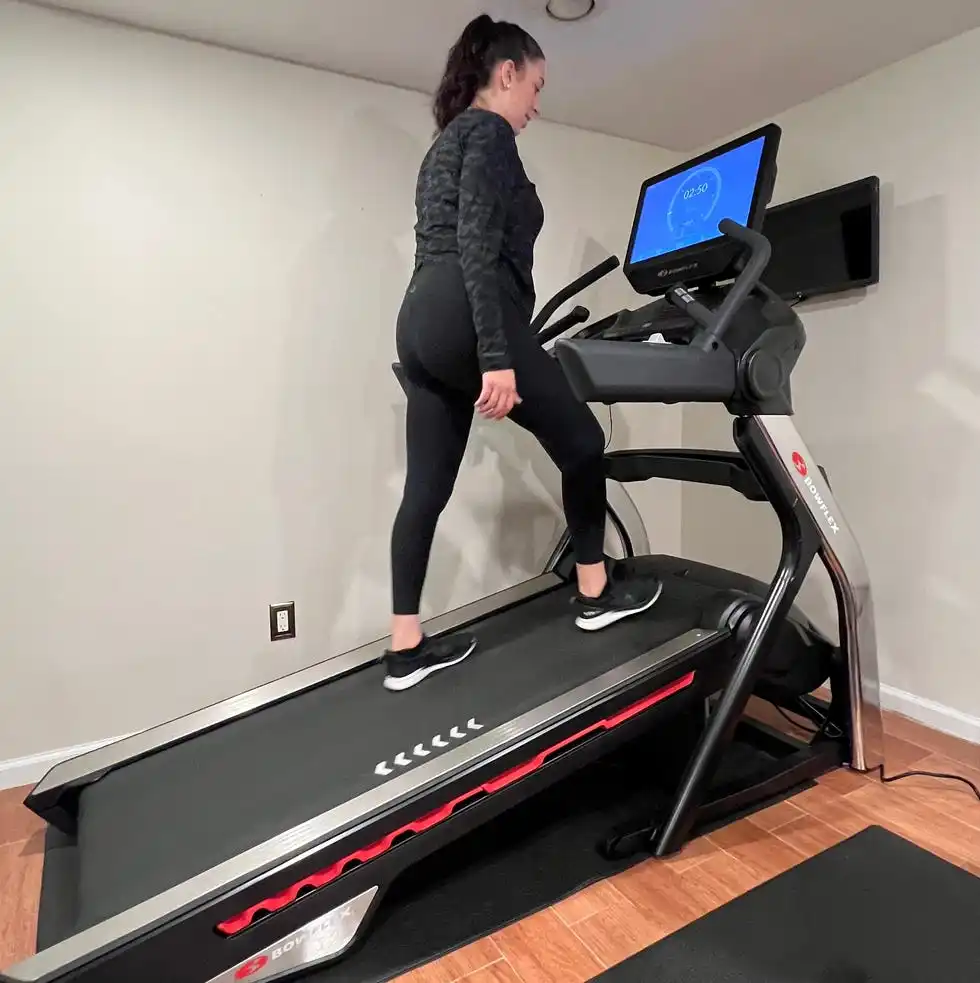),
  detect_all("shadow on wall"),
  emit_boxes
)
[274,108,615,654]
